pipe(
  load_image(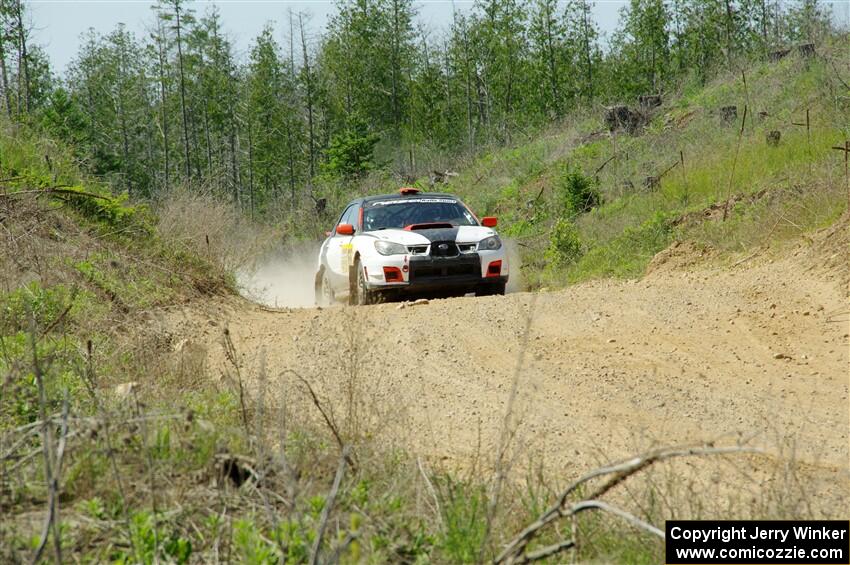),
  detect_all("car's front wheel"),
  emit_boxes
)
[315,269,335,306]
[350,259,375,306]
